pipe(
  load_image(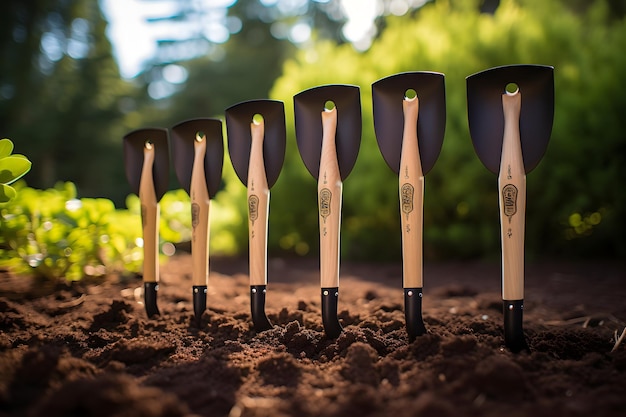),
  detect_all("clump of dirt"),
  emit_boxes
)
[0,255,624,417]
